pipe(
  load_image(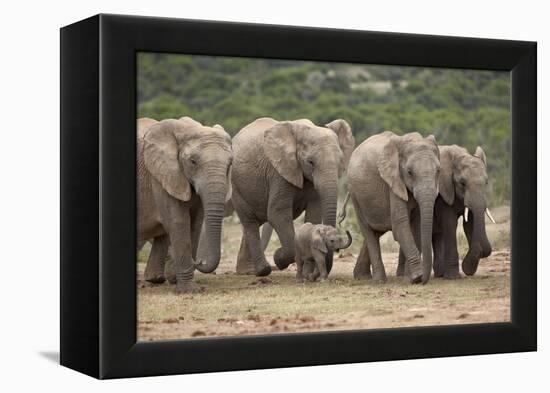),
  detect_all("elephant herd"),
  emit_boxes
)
[137,116,493,293]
